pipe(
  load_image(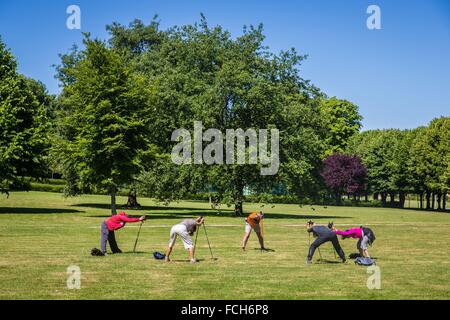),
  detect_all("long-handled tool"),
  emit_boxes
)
[260,216,265,238]
[193,225,200,256]
[317,247,323,261]
[202,223,215,260]
[133,220,144,253]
